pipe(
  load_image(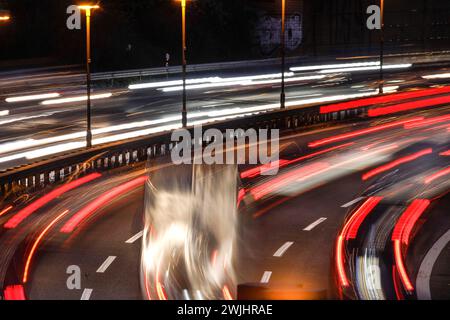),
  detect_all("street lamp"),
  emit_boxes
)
[78,4,100,148]
[379,0,385,94]
[177,0,189,128]
[280,0,286,109]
